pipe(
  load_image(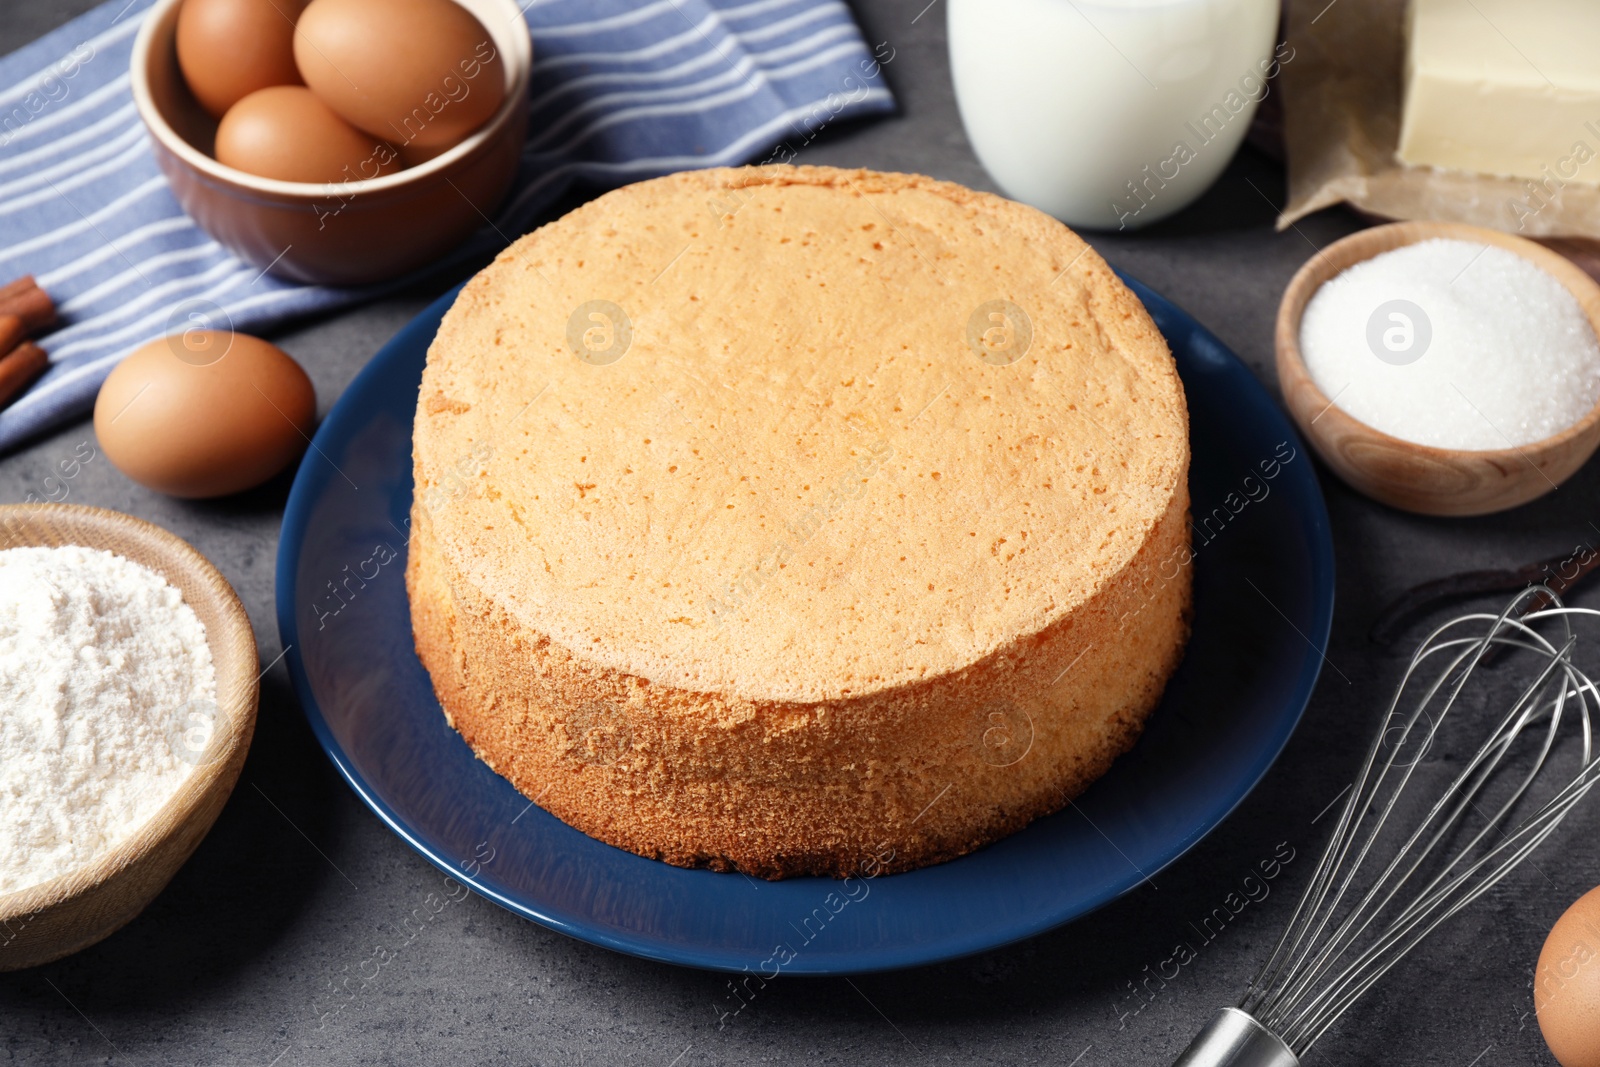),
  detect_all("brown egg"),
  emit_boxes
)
[94,332,316,498]
[176,0,308,119]
[294,0,506,156]
[215,86,399,183]
[1537,886,1600,1067]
